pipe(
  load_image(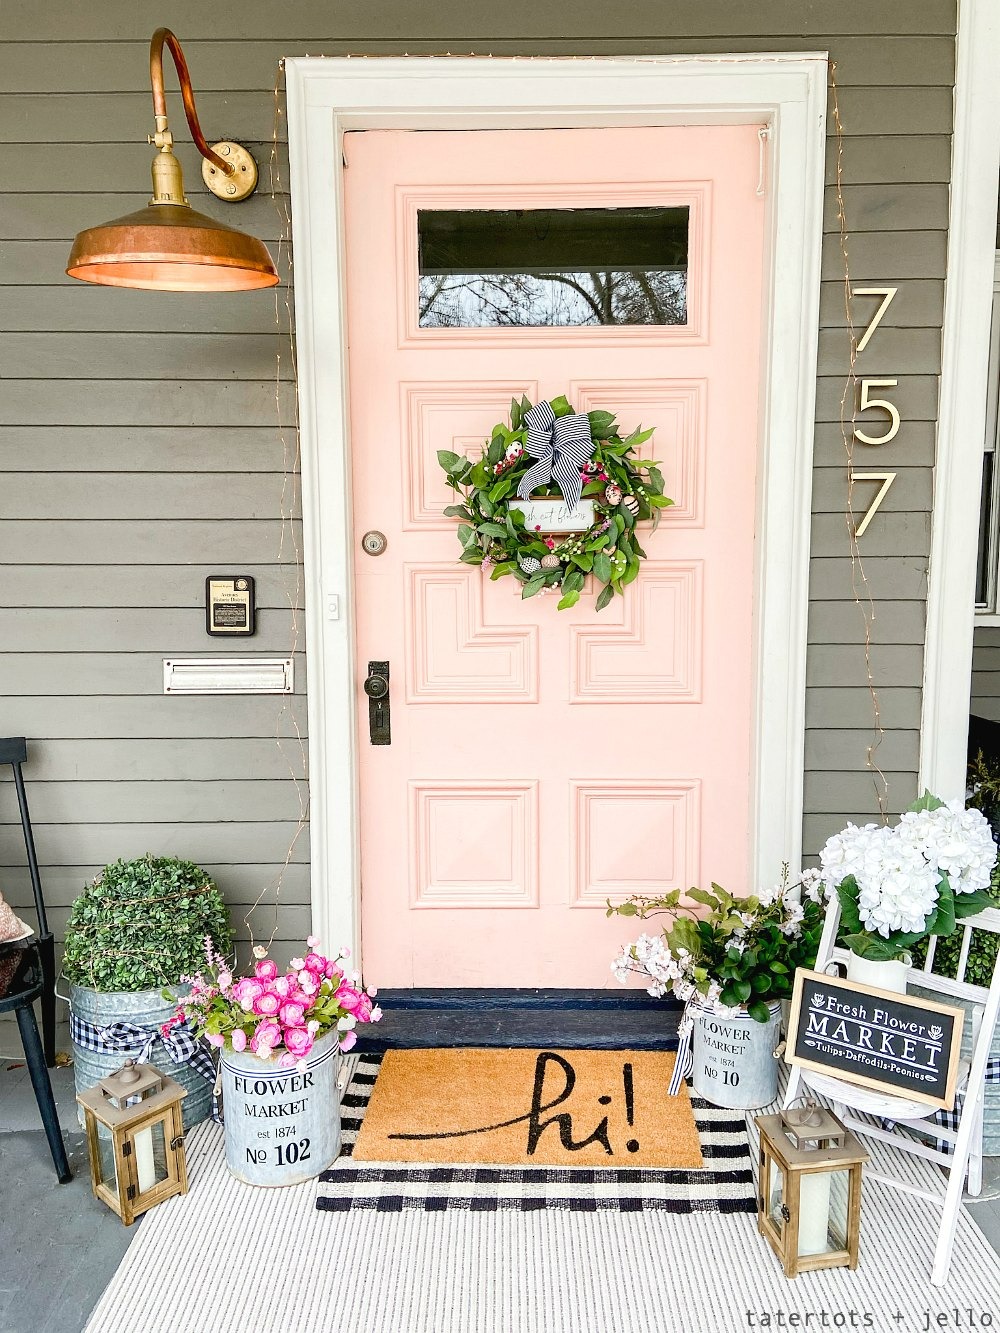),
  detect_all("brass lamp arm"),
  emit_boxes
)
[149,28,233,177]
